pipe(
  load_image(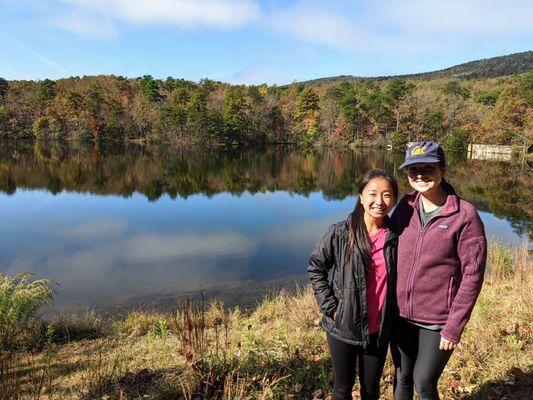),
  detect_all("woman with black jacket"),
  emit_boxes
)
[308,169,398,400]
